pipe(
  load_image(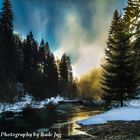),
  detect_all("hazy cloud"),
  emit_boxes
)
[54,0,127,76]
[0,0,127,77]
